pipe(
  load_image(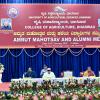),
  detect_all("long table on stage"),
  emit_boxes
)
[0,77,100,92]
[11,77,100,85]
